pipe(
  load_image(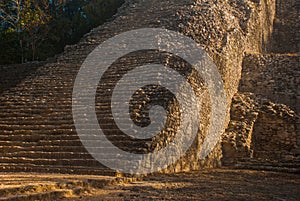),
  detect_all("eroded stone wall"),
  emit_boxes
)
[222,92,300,171]
[222,0,300,171]
[240,54,300,114]
[222,93,258,165]
[268,0,300,53]
[252,101,299,161]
